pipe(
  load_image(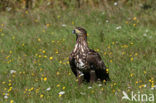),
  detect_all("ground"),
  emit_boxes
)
[0,7,156,103]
